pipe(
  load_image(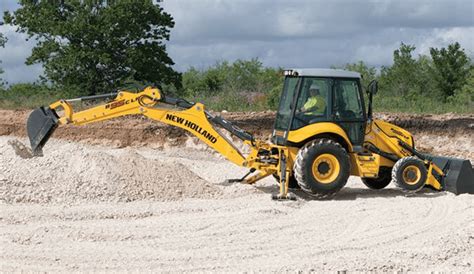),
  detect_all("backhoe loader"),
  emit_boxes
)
[26,68,473,199]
